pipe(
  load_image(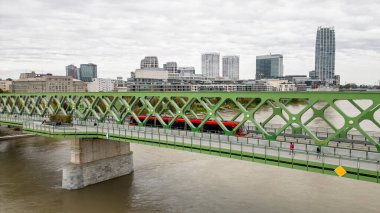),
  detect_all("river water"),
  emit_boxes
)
[1,134,380,212]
